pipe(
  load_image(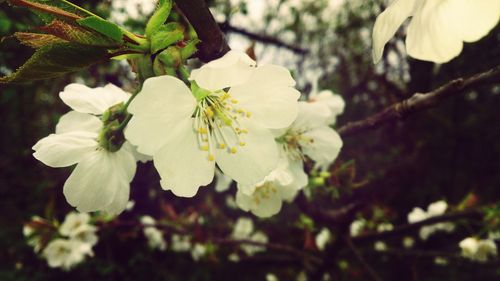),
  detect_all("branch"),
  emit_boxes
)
[351,210,481,243]
[175,0,230,61]
[345,237,384,281]
[337,65,500,137]
[219,22,309,55]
